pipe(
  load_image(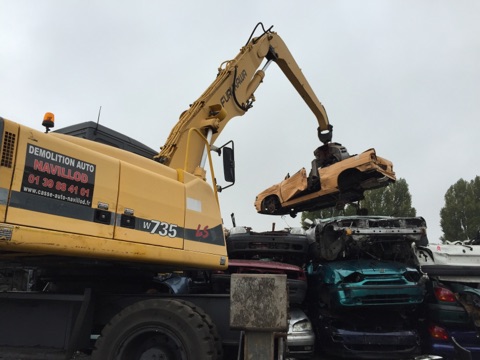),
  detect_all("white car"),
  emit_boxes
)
[286,307,315,359]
